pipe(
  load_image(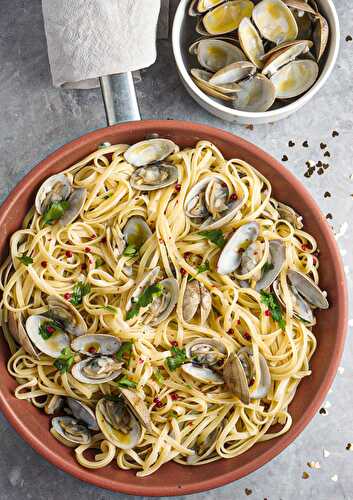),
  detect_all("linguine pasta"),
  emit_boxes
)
[0,139,327,476]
